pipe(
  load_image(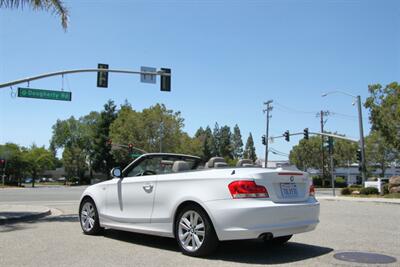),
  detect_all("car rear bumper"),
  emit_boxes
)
[204,197,320,241]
